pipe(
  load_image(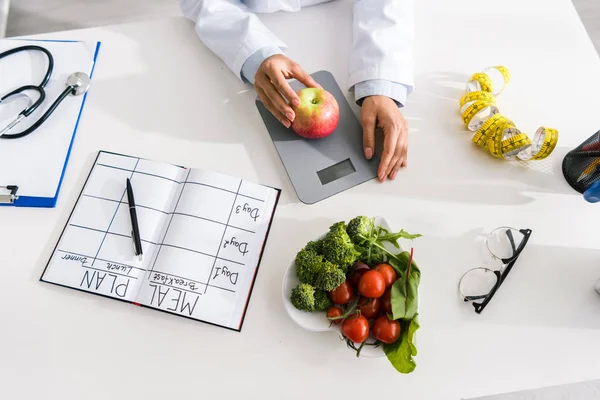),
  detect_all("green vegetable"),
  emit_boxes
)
[377,227,422,248]
[328,221,347,236]
[295,247,323,285]
[295,244,346,291]
[388,250,420,320]
[305,239,324,254]
[314,290,333,311]
[321,222,360,271]
[383,314,420,374]
[346,216,375,244]
[355,243,386,265]
[292,216,423,374]
[348,219,421,266]
[313,260,346,291]
[290,283,316,312]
